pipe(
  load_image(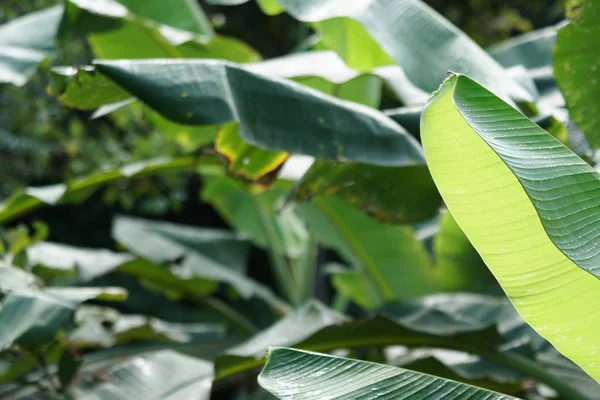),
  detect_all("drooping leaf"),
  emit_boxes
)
[0,290,75,350]
[246,50,427,105]
[70,305,225,348]
[488,26,557,70]
[112,215,250,270]
[554,0,600,148]
[27,241,134,282]
[0,6,63,86]
[259,348,519,400]
[0,156,219,225]
[44,287,128,303]
[290,161,441,224]
[94,59,425,166]
[242,0,533,101]
[112,217,290,312]
[421,73,600,381]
